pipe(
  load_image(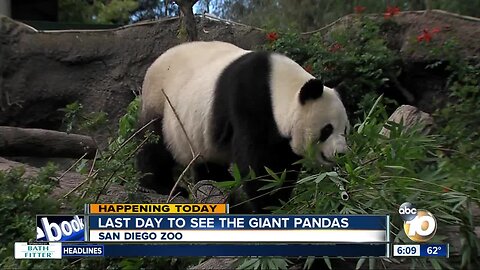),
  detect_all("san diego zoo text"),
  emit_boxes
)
[96,231,183,241]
